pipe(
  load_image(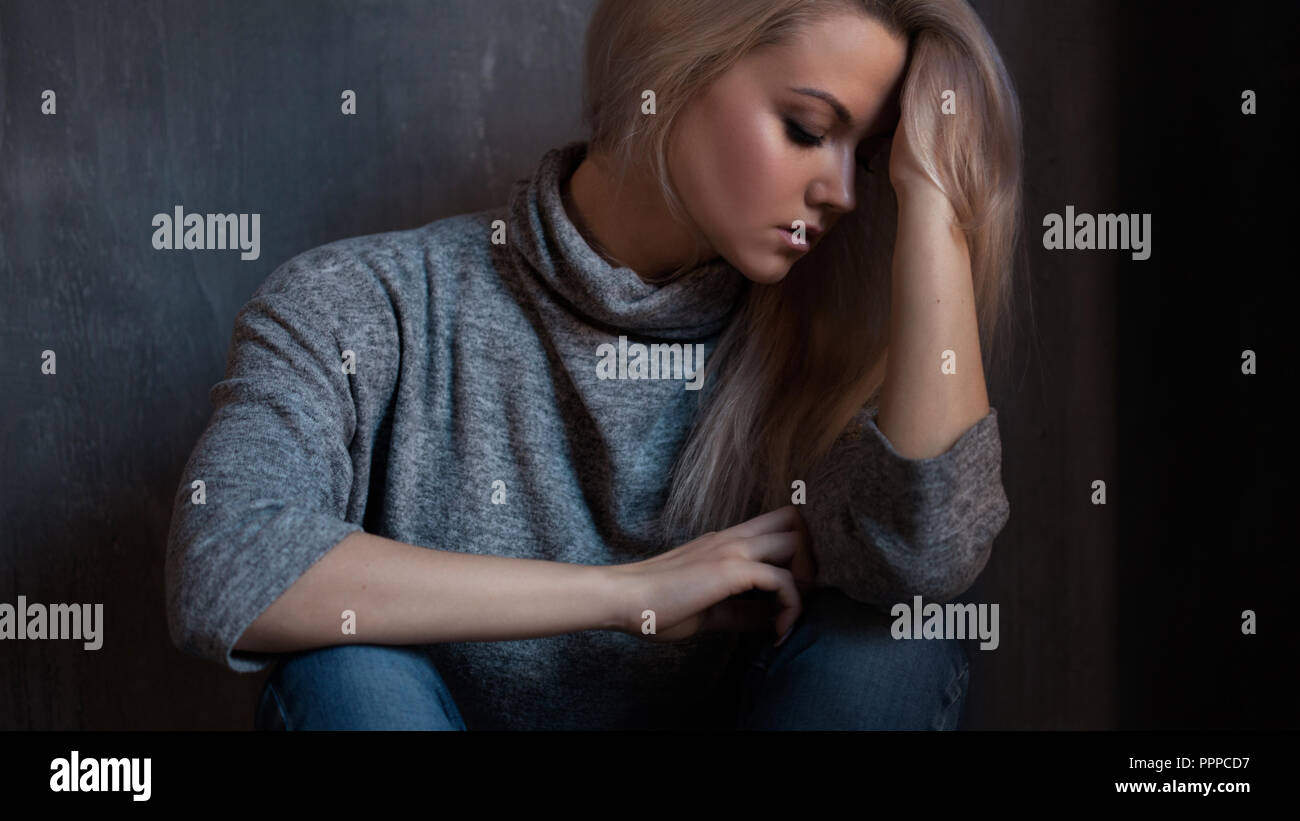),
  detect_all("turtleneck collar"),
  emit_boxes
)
[507,140,749,340]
